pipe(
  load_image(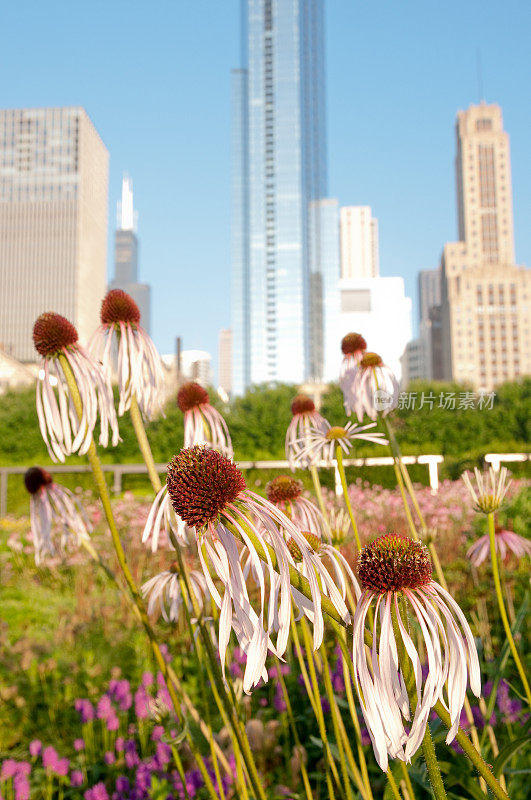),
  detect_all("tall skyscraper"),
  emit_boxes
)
[440,102,530,388]
[340,206,379,279]
[0,107,108,361]
[418,268,440,325]
[109,175,151,333]
[232,0,330,394]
